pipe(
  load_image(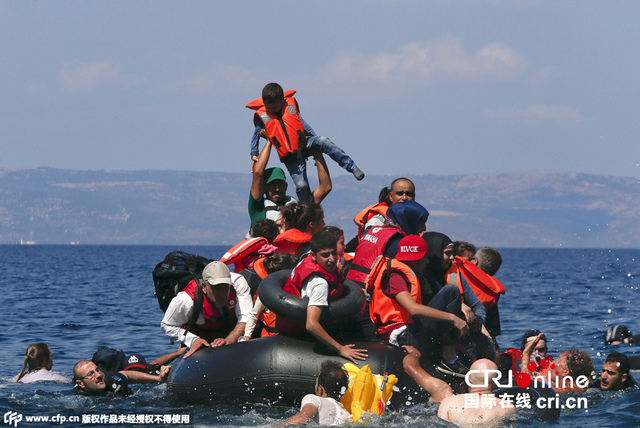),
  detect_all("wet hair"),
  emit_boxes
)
[279,202,324,234]
[263,253,300,275]
[605,351,630,375]
[564,348,594,380]
[452,241,476,258]
[310,229,337,254]
[317,360,349,400]
[251,219,279,244]
[14,343,50,382]
[323,226,344,242]
[475,247,502,276]
[262,82,284,104]
[72,360,93,382]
